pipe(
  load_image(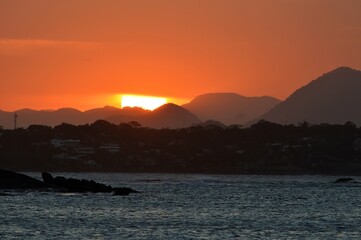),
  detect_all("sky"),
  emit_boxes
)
[1,0,361,111]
